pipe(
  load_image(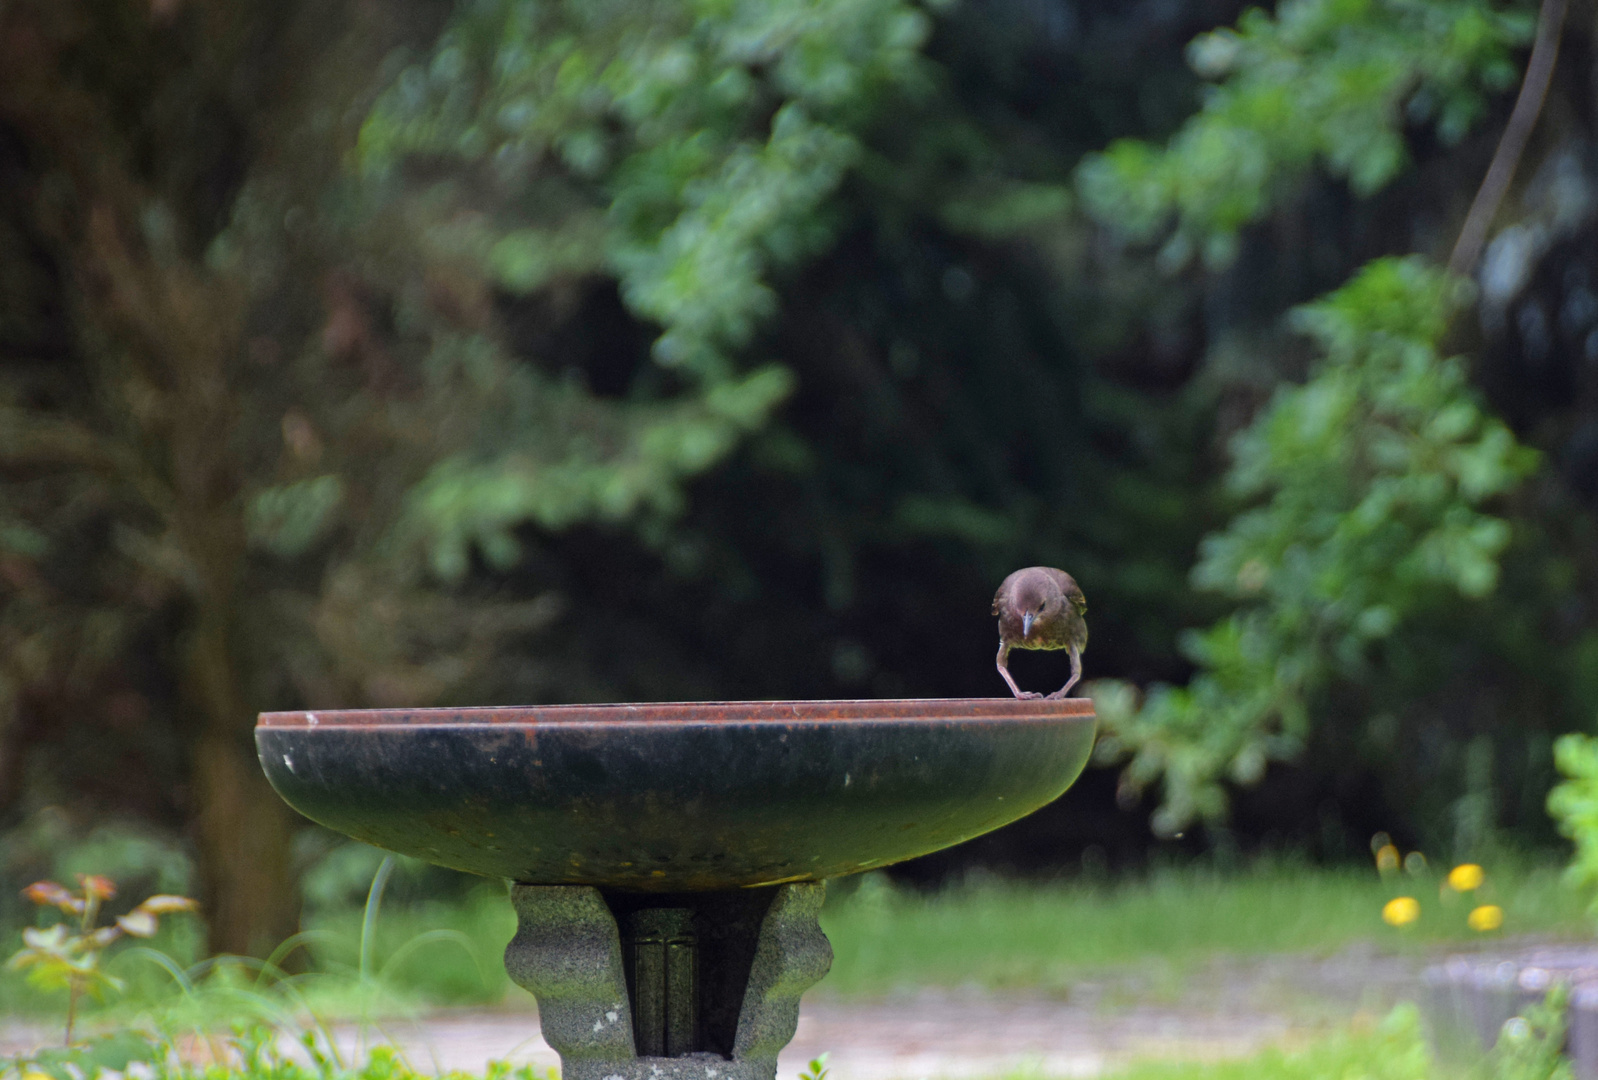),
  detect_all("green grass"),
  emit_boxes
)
[817,858,1592,997]
[7,856,1591,1030]
[5,1004,1558,1080]
[292,886,518,1010]
[1103,1004,1434,1080]
[9,857,1586,1080]
[1099,998,1573,1080]
[212,856,1597,1006]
